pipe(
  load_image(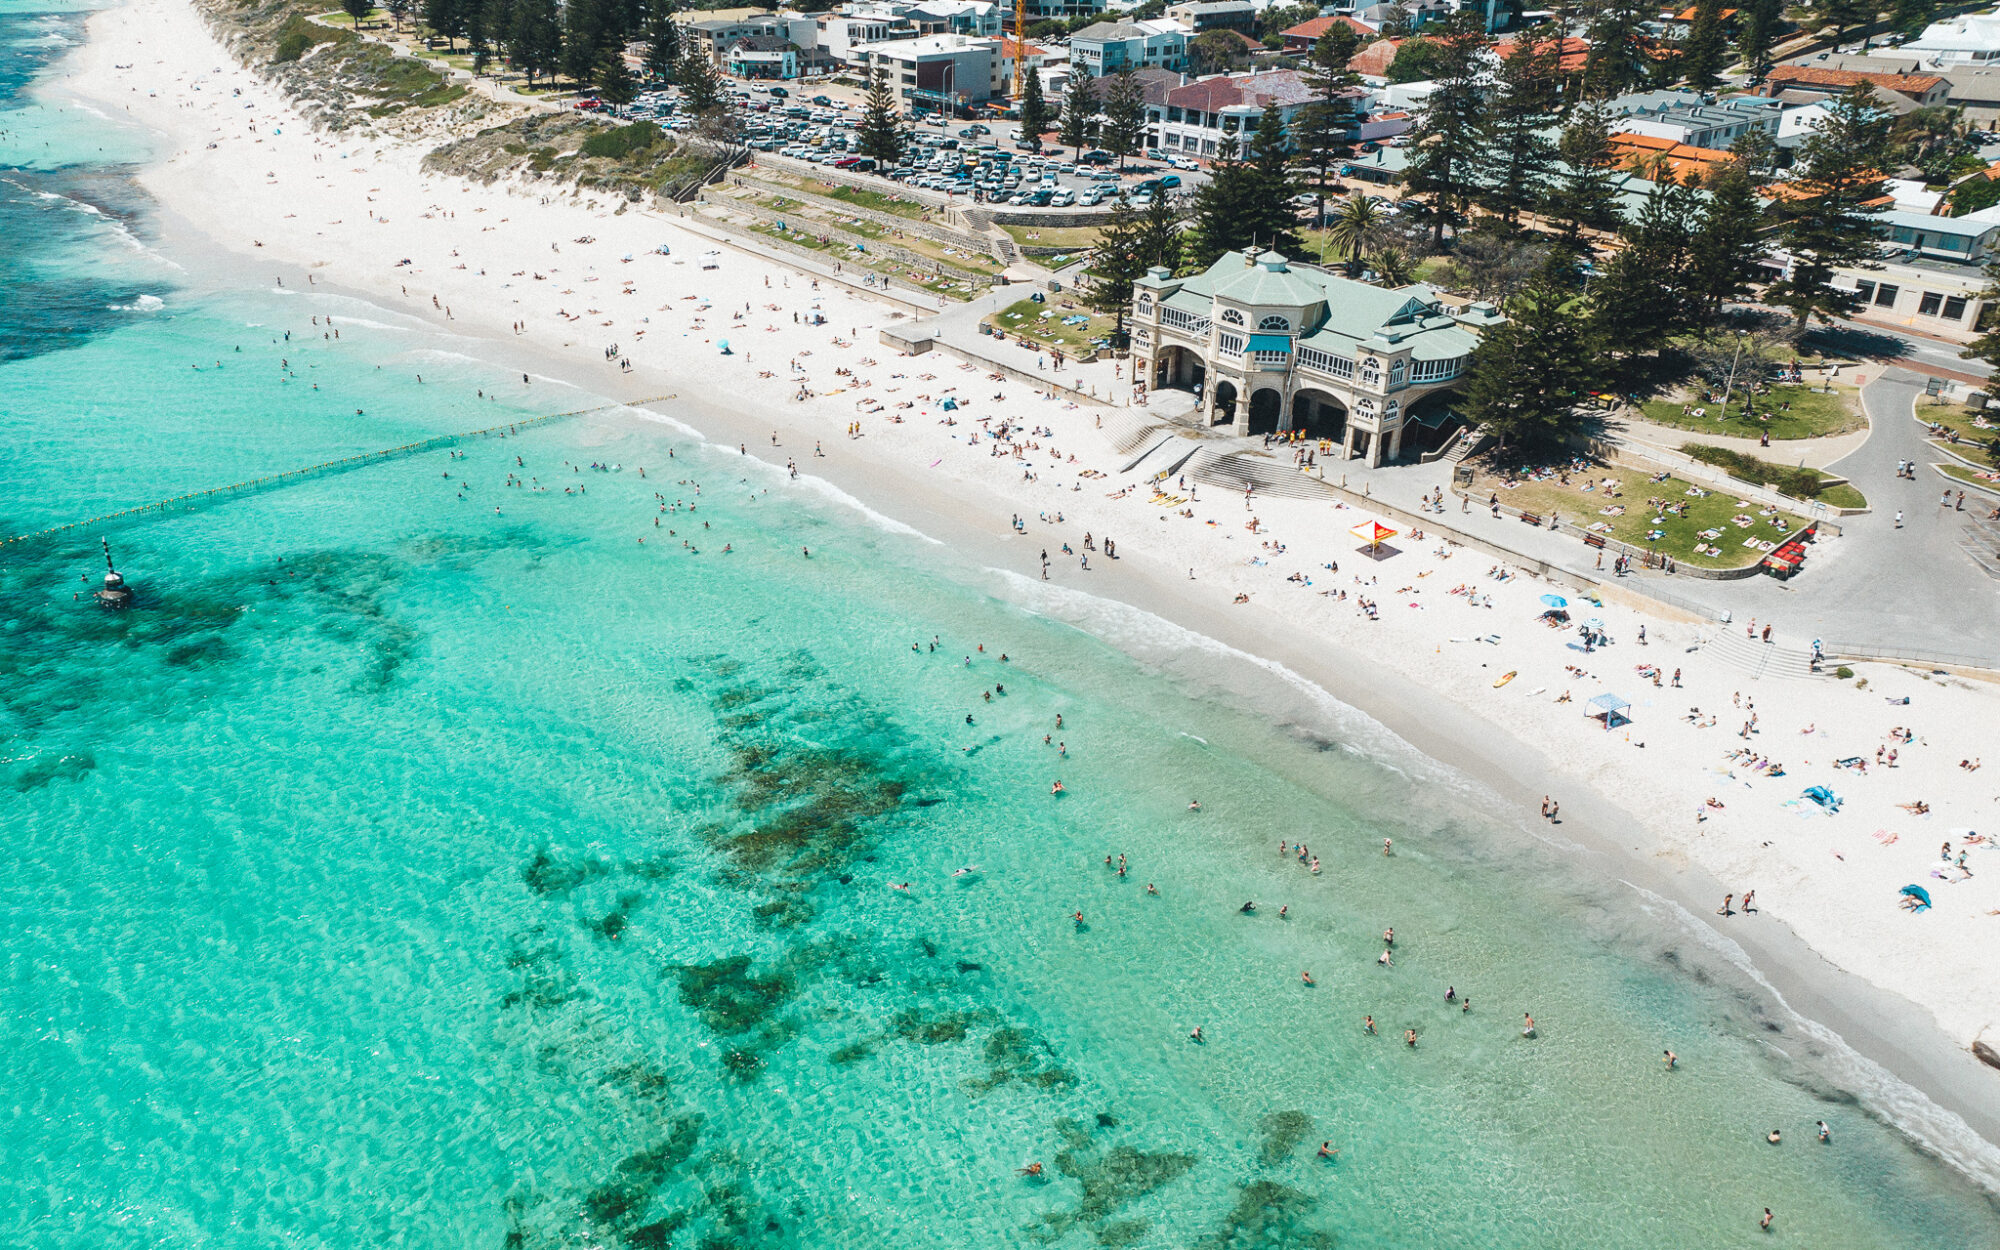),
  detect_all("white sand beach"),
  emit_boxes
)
[54,0,2000,1161]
